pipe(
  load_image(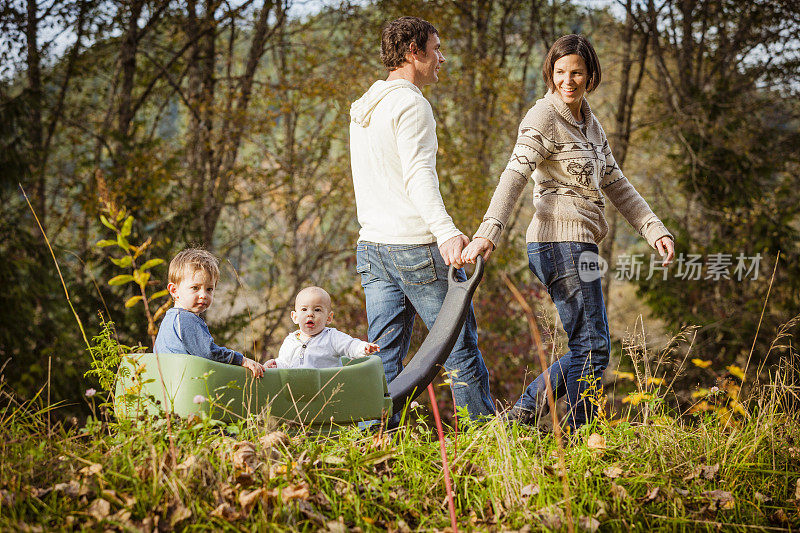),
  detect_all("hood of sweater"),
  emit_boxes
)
[545,90,593,126]
[350,79,421,127]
